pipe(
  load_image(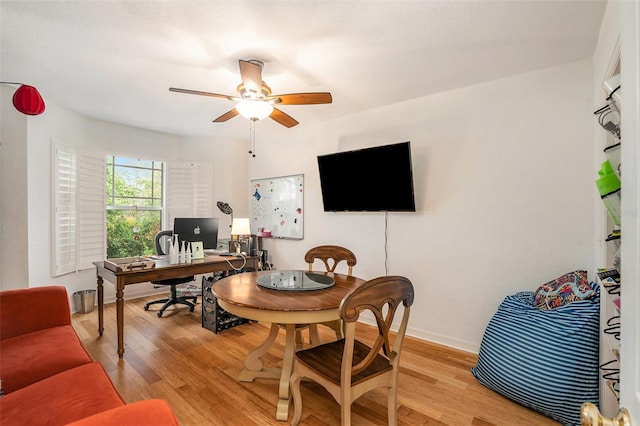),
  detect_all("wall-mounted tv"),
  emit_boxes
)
[317,141,416,212]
